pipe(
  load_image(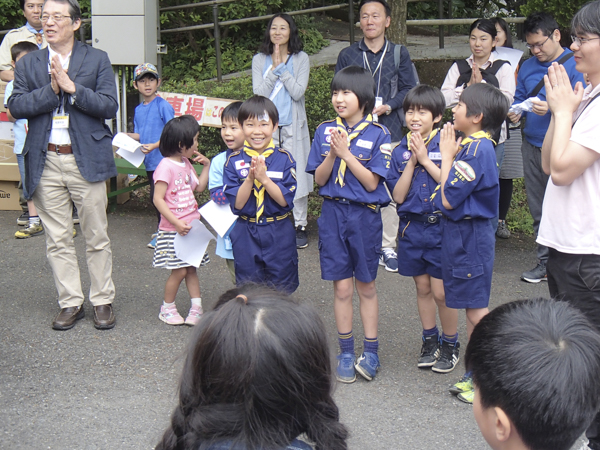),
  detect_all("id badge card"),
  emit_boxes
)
[52,113,69,129]
[373,96,383,122]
